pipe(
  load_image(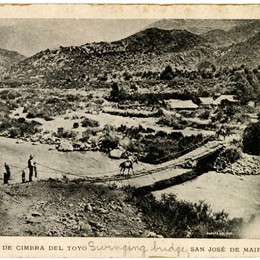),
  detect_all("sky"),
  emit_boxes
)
[0,19,157,57]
